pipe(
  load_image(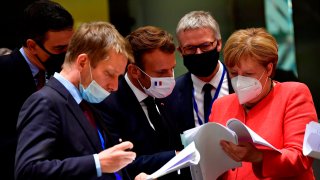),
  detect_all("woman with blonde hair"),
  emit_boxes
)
[209,28,317,179]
